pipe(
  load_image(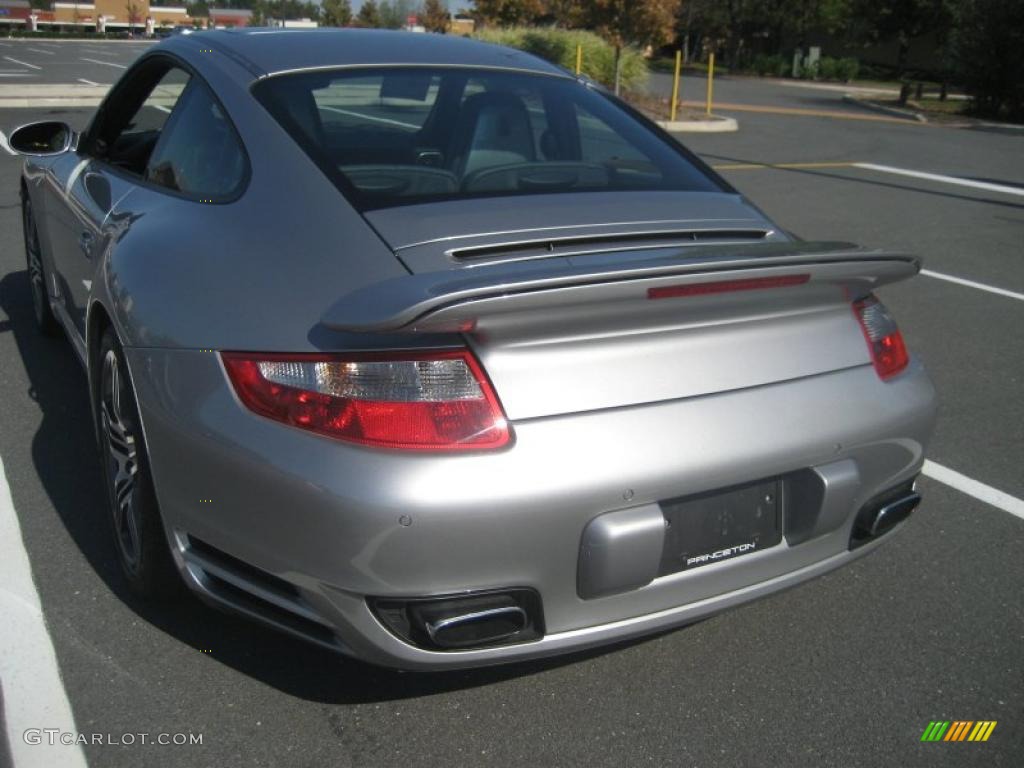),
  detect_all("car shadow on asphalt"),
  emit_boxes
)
[0,268,676,703]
